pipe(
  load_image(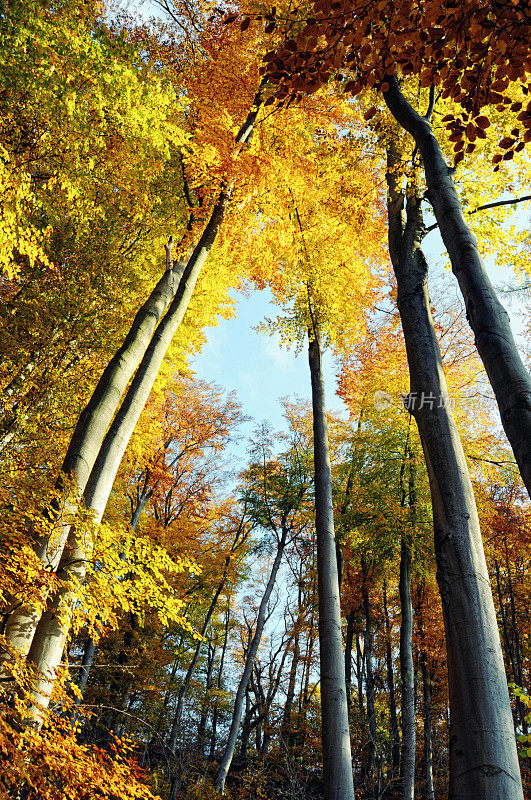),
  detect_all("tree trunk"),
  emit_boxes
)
[383,580,400,776]
[210,597,231,761]
[281,620,301,744]
[213,526,287,793]
[21,97,262,728]
[344,608,355,712]
[197,640,216,749]
[167,570,229,754]
[385,136,523,800]
[399,538,415,800]
[6,91,262,710]
[420,652,435,800]
[308,326,355,800]
[361,560,376,798]
[384,75,531,500]
[0,260,181,669]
